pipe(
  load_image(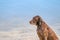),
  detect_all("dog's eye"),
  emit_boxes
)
[33,20,36,23]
